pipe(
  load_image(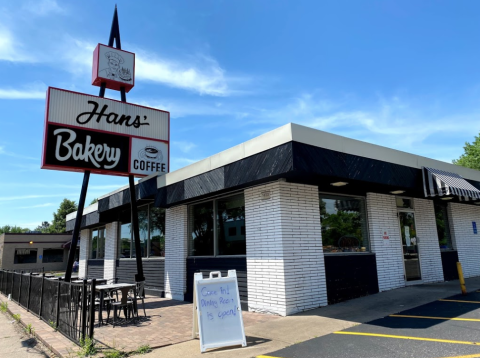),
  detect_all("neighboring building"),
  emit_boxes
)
[0,233,74,272]
[67,123,480,316]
